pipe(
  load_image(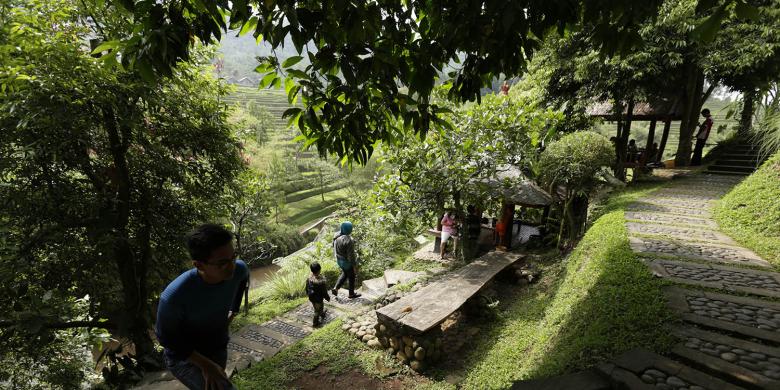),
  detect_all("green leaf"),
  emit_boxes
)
[90,40,121,55]
[239,16,258,36]
[734,2,760,21]
[259,72,276,88]
[282,56,303,68]
[690,5,727,43]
